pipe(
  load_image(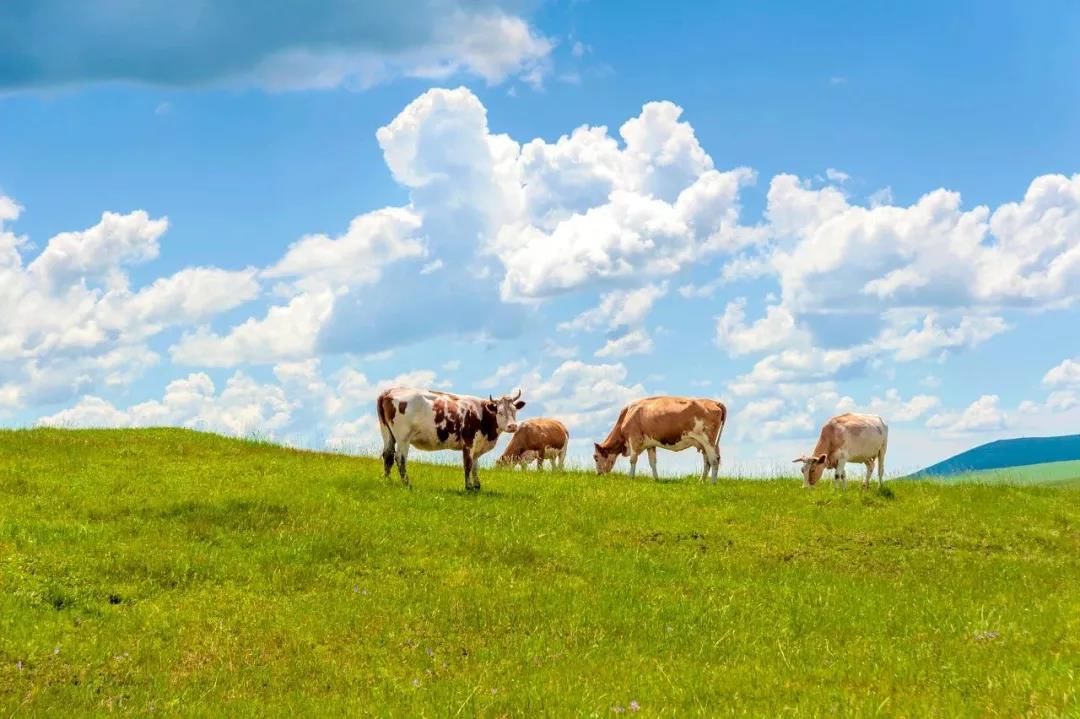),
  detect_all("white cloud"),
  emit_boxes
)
[873,312,1009,361]
[523,360,646,435]
[1044,357,1080,387]
[715,299,807,356]
[170,290,335,367]
[475,360,527,390]
[0,205,258,406]
[868,186,894,207]
[37,359,448,448]
[766,172,1080,313]
[825,168,850,184]
[926,394,1008,434]
[420,259,444,275]
[27,211,167,290]
[559,283,667,333]
[836,388,940,422]
[728,347,864,397]
[595,328,653,358]
[261,207,424,292]
[38,371,293,438]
